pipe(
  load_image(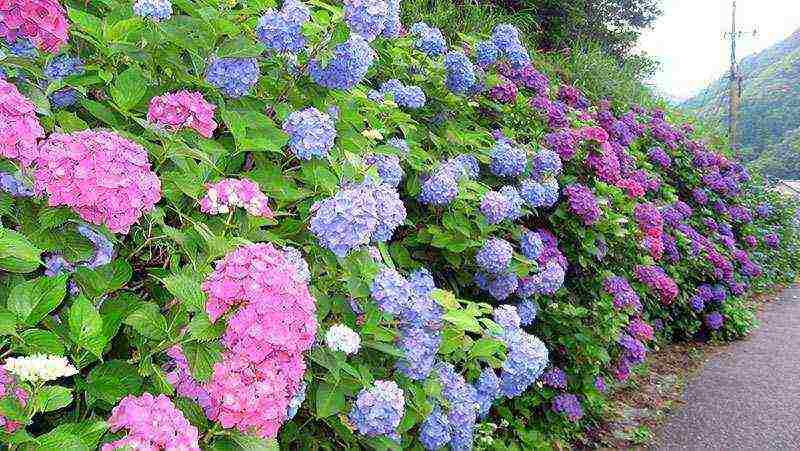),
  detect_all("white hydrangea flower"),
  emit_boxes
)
[4,355,78,382]
[325,324,361,355]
